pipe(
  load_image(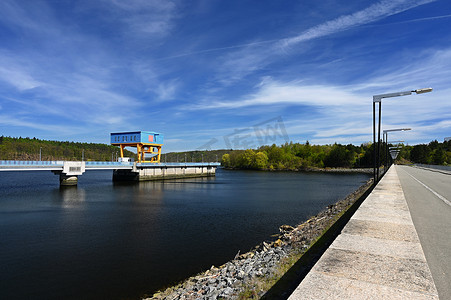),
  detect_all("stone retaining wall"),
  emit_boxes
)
[145,179,373,299]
